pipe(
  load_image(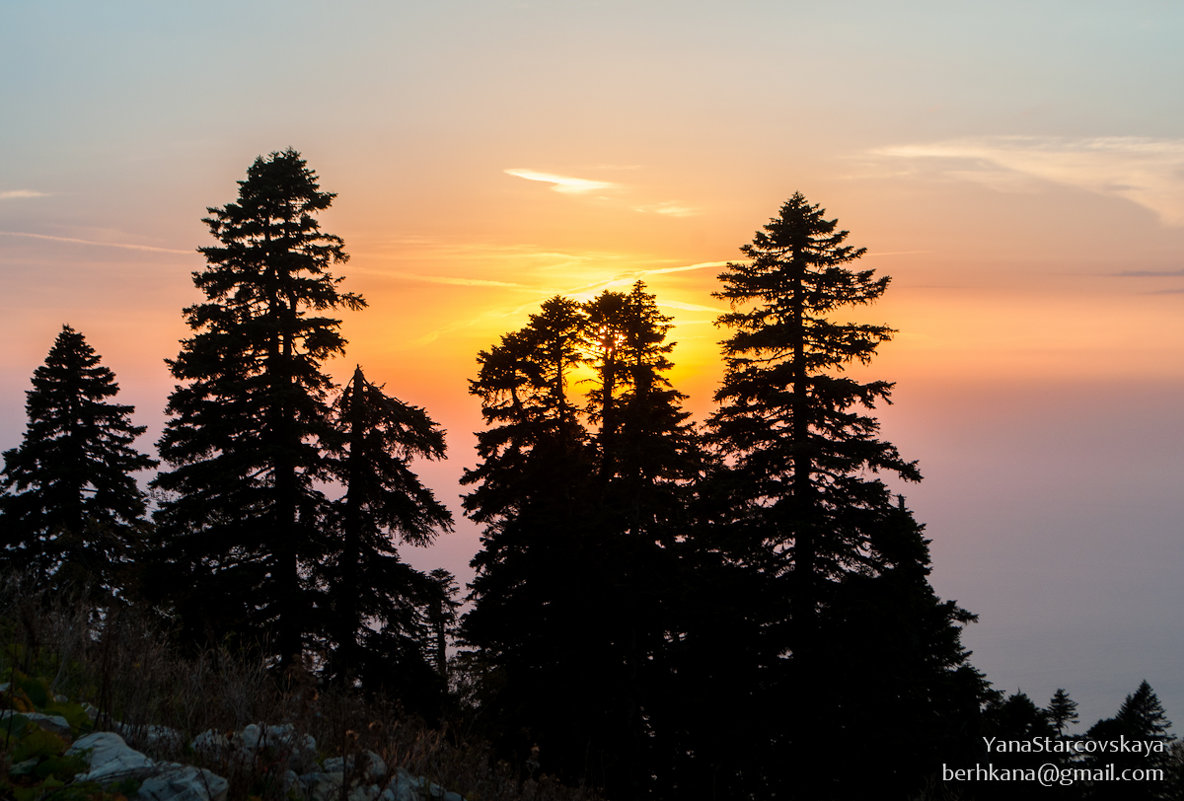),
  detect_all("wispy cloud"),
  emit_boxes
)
[1115,268,1184,277]
[390,253,730,346]
[504,169,616,195]
[870,136,1184,226]
[867,249,933,257]
[0,190,49,200]
[0,231,191,254]
[504,167,699,216]
[381,271,530,289]
[659,298,725,314]
[637,260,729,276]
[633,201,700,217]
